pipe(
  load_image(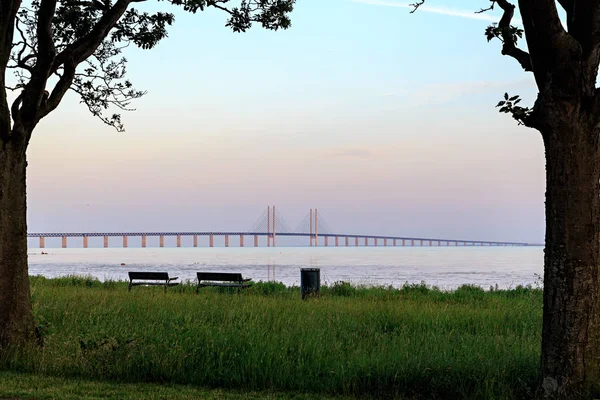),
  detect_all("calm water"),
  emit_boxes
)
[27,247,543,290]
